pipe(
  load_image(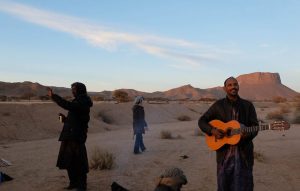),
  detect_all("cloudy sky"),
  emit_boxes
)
[0,0,299,92]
